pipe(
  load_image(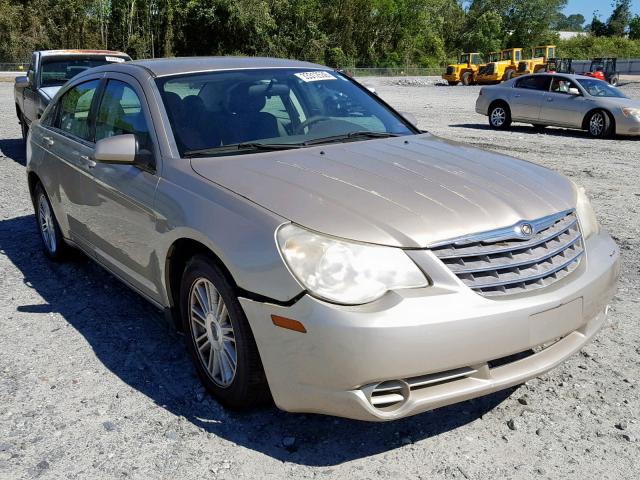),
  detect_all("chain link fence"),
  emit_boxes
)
[345,67,444,77]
